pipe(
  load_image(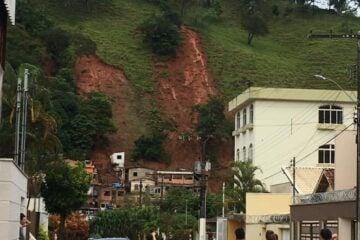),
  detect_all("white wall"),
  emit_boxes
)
[0,158,27,240]
[338,217,352,240]
[233,99,355,189]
